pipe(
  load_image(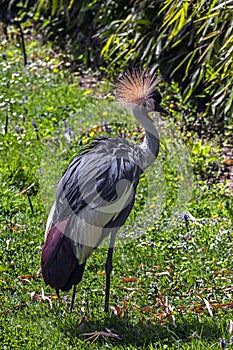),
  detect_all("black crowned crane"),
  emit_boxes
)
[41,69,168,312]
